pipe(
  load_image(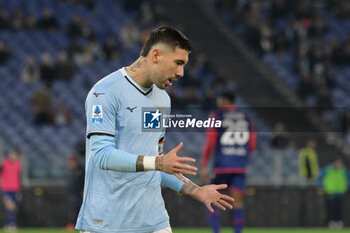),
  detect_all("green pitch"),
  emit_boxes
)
[1,228,350,233]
